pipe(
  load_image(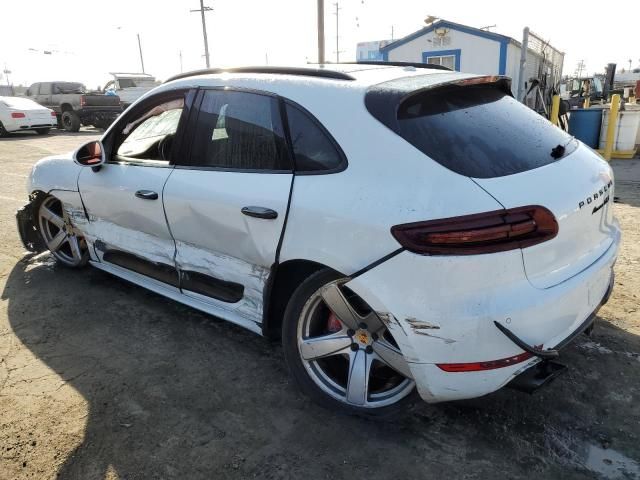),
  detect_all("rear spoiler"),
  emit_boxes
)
[365,74,513,135]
